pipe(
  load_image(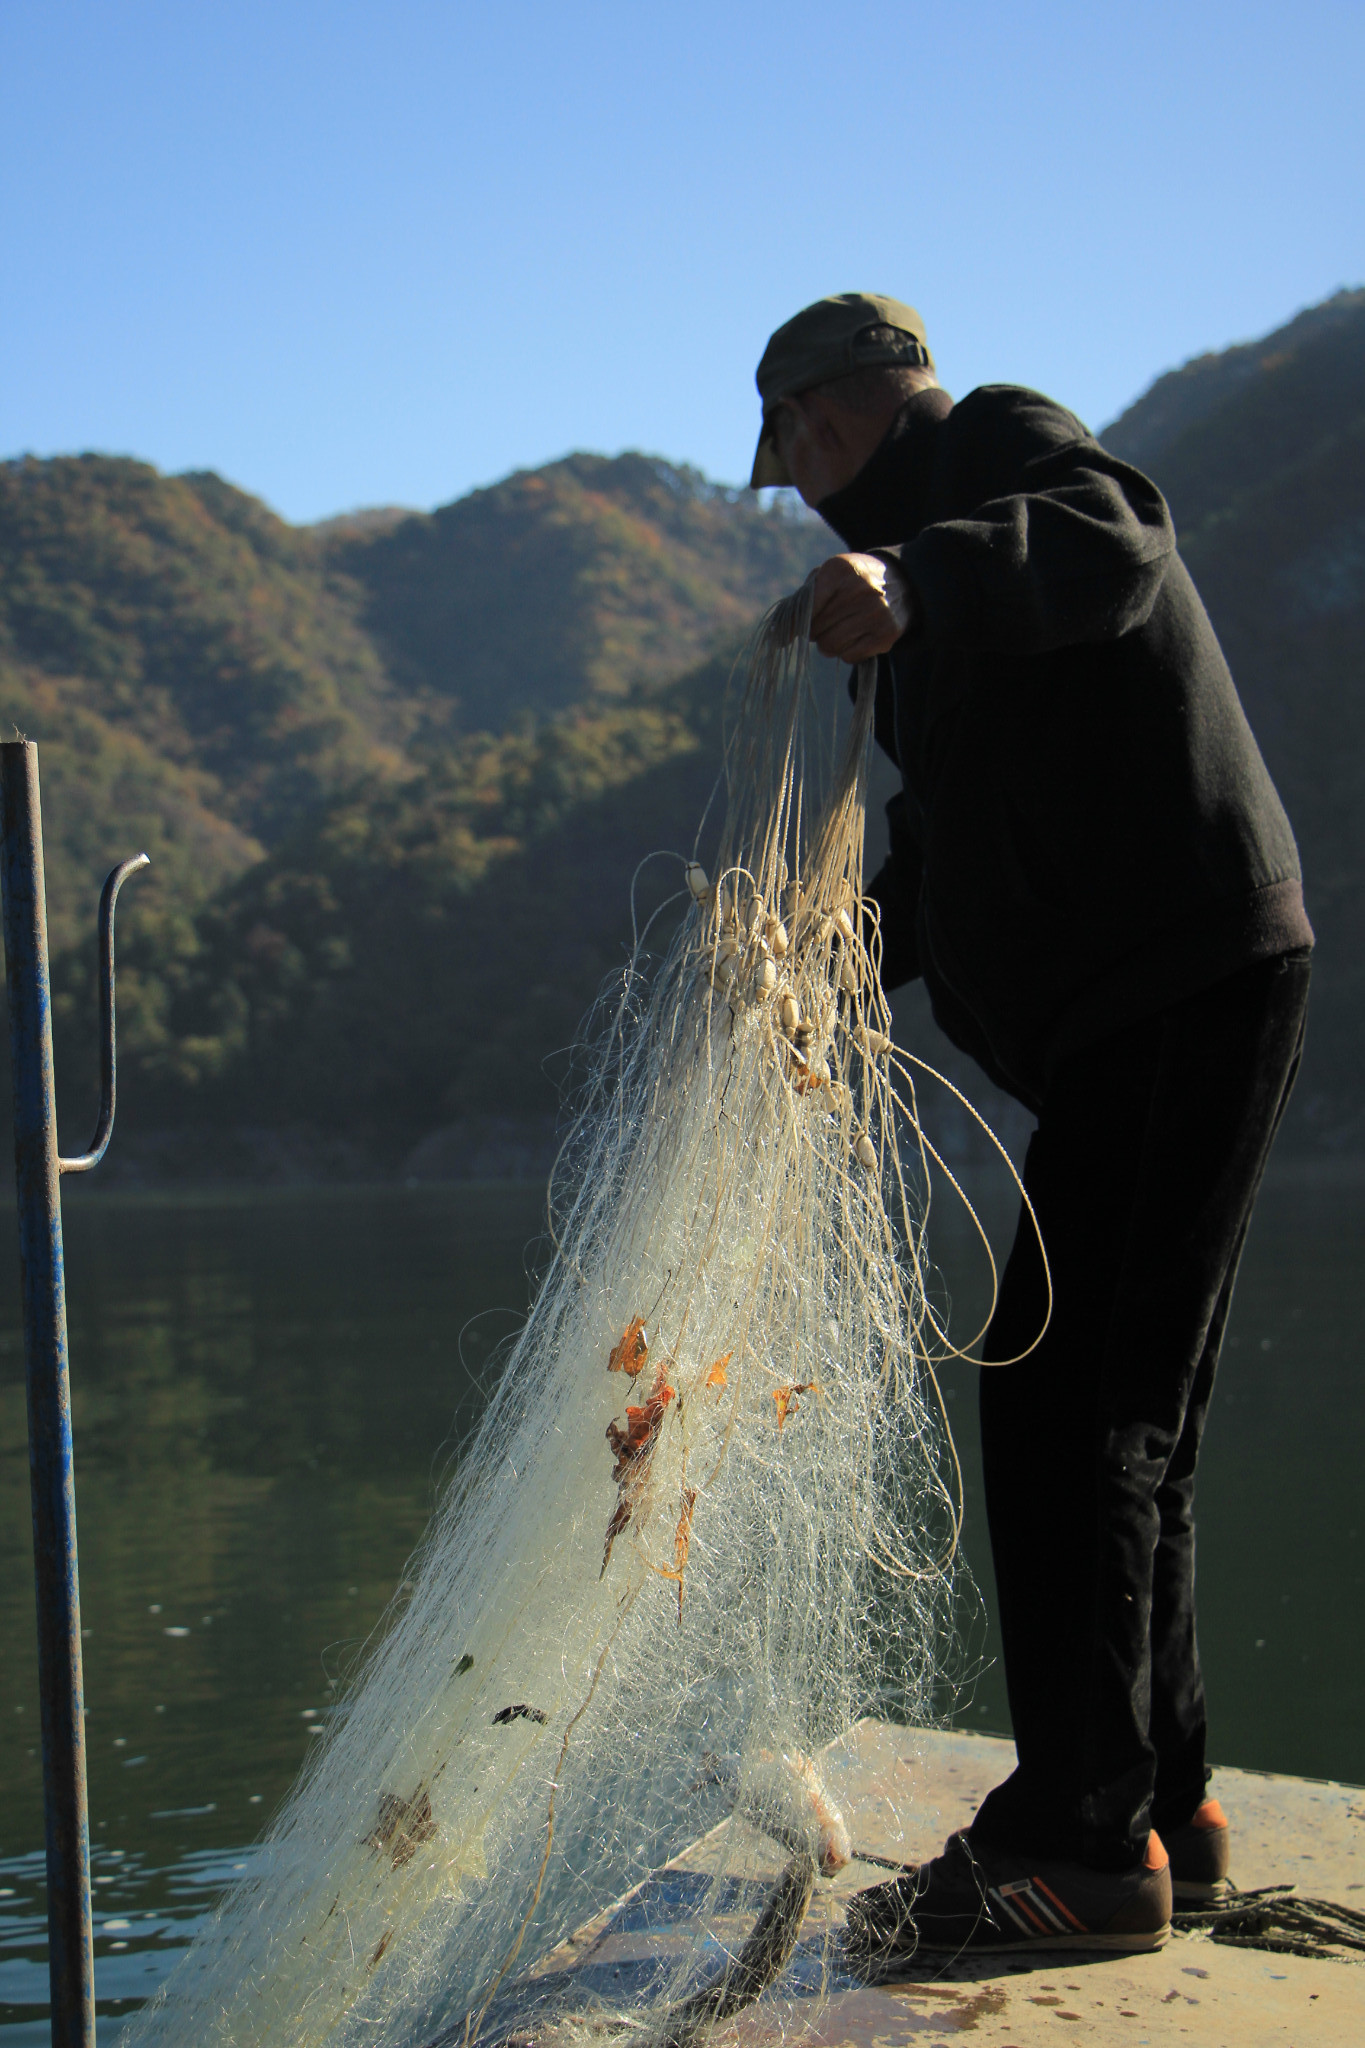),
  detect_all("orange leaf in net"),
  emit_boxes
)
[705,1351,731,1392]
[601,1370,677,1573]
[772,1382,816,1431]
[673,1488,697,1573]
[601,1498,632,1575]
[608,1316,649,1376]
[659,1487,699,1620]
